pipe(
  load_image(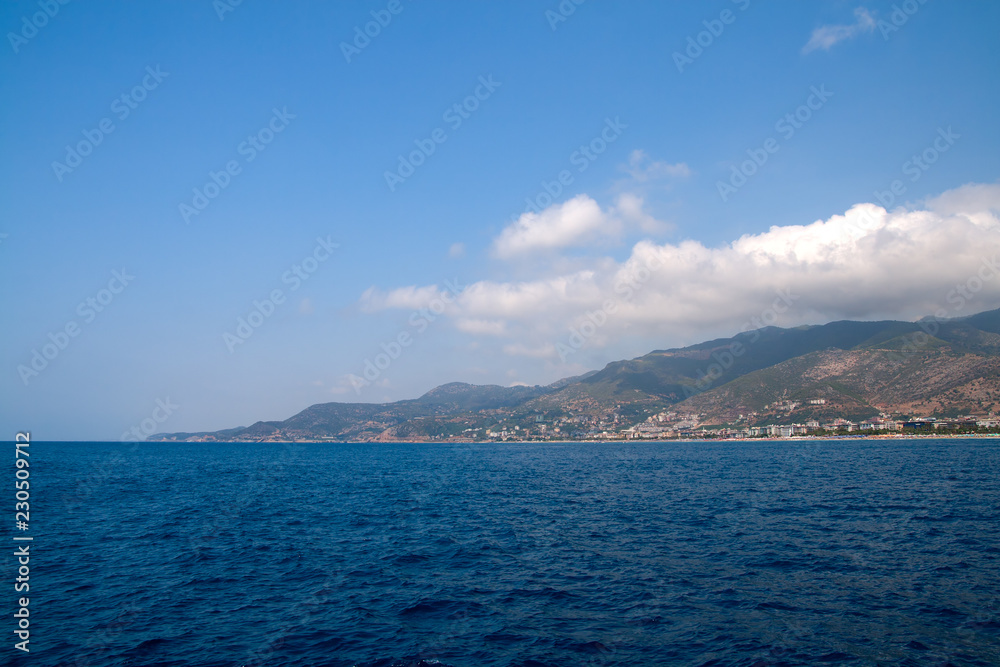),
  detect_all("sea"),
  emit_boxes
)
[9,438,1000,666]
